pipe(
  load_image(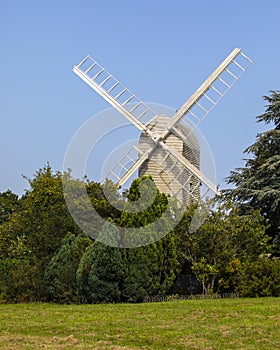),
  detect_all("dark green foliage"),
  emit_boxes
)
[122,234,177,302]
[0,190,20,225]
[62,175,122,243]
[174,201,269,294]
[122,247,154,302]
[12,165,84,300]
[87,179,123,222]
[76,222,125,303]
[256,90,280,128]
[0,164,117,302]
[120,176,169,229]
[44,233,92,303]
[225,91,280,252]
[22,166,82,262]
[0,156,278,303]
[120,177,178,302]
[0,258,35,303]
[237,257,280,297]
